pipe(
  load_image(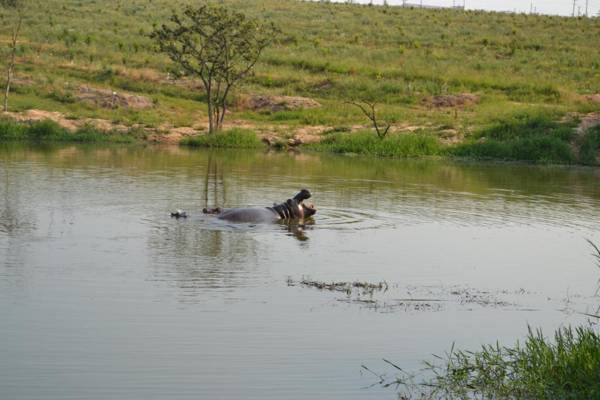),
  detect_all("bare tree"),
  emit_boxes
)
[151,4,278,134]
[1,0,24,112]
[347,100,391,139]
